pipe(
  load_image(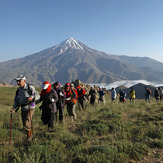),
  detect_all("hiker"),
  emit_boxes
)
[10,75,40,143]
[154,88,159,102]
[111,87,116,103]
[88,86,96,105]
[98,87,105,104]
[145,87,151,103]
[119,89,126,102]
[158,87,163,101]
[130,87,136,103]
[64,83,77,122]
[53,82,65,123]
[36,81,58,132]
[77,85,87,110]
[70,83,78,101]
